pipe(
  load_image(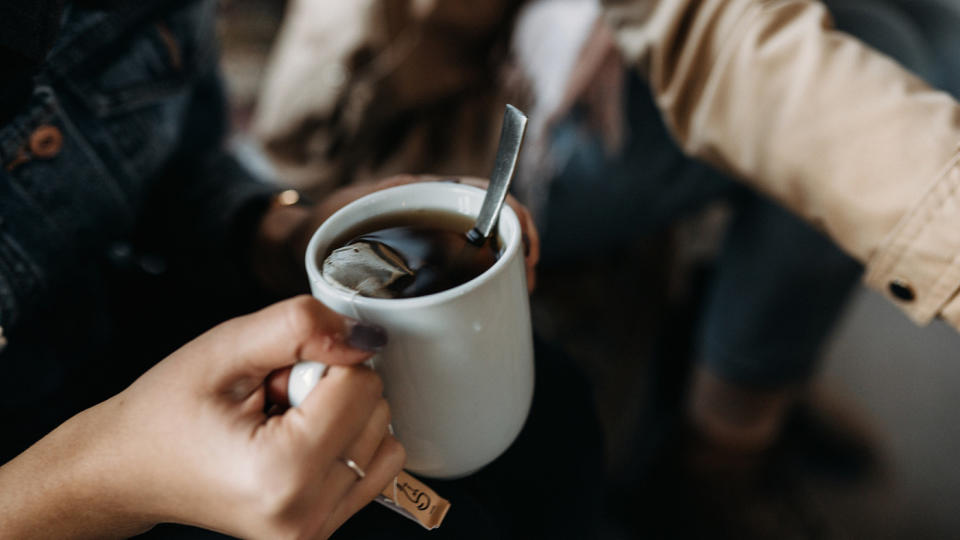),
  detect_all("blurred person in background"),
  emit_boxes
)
[0,1,606,539]
[255,0,960,536]
[519,0,960,535]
